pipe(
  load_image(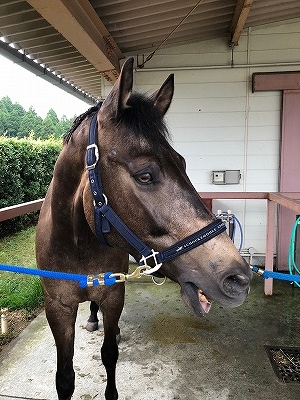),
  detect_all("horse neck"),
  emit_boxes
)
[54,125,89,195]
